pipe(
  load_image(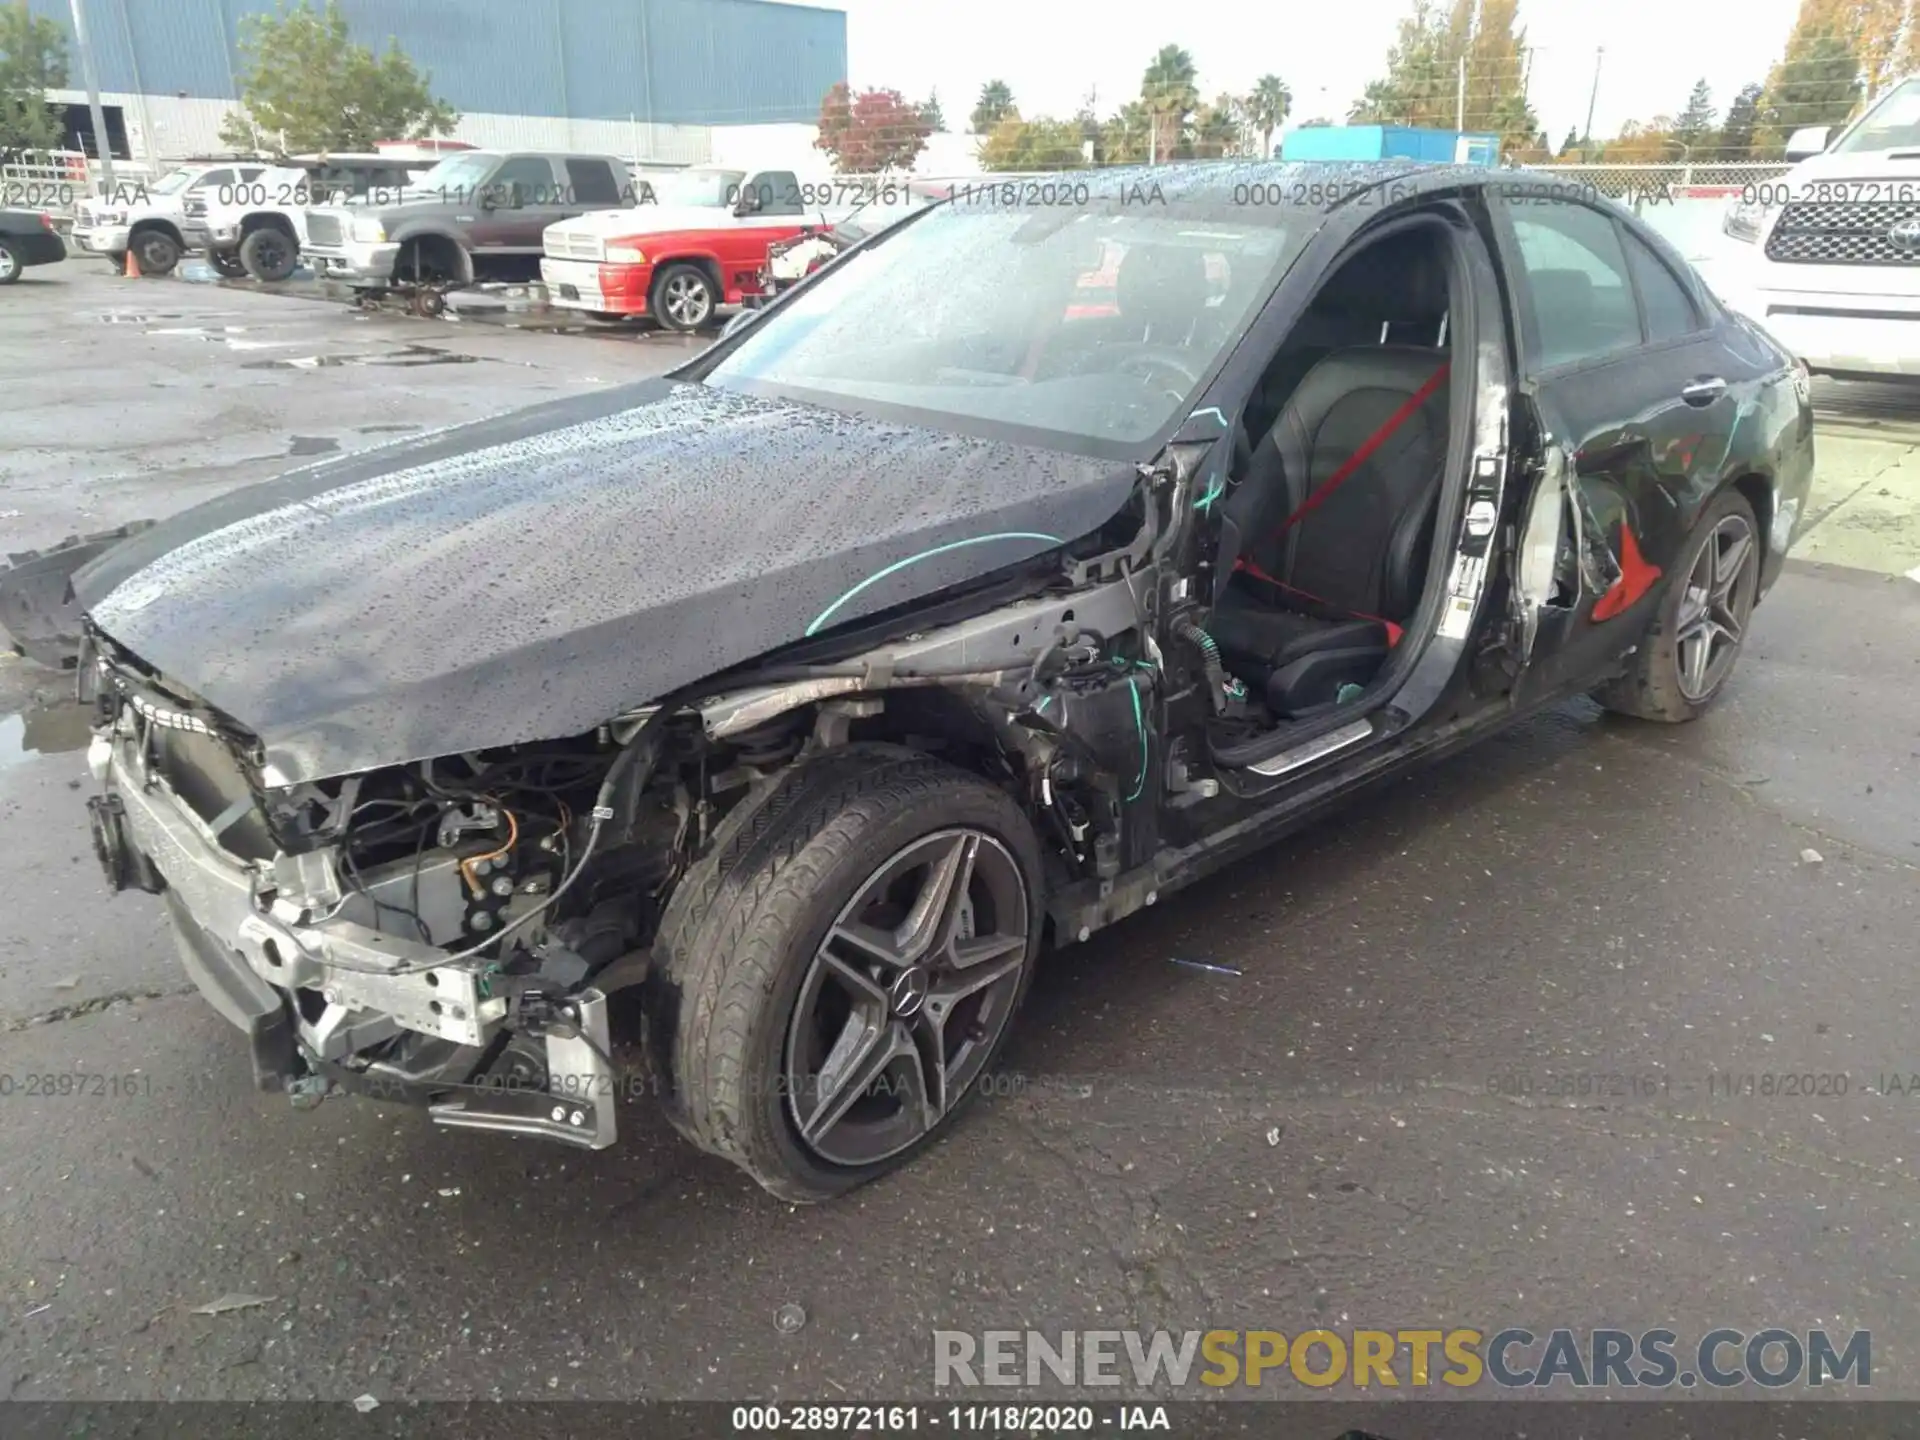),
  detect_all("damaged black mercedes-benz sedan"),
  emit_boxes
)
[61,162,1814,1200]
